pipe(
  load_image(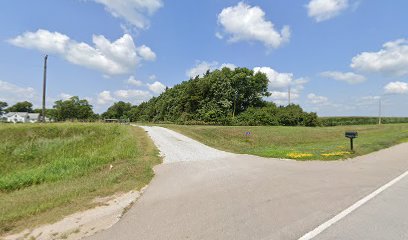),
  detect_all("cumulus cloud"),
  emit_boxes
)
[254,67,308,90]
[114,89,152,104]
[186,61,236,78]
[217,2,290,49]
[126,75,143,86]
[0,80,37,104]
[97,91,116,105]
[9,29,156,75]
[307,93,329,105]
[147,81,166,94]
[307,0,349,22]
[254,67,307,105]
[253,67,293,88]
[136,45,156,61]
[320,71,366,84]
[59,93,73,100]
[92,0,163,29]
[384,81,408,94]
[351,39,408,76]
